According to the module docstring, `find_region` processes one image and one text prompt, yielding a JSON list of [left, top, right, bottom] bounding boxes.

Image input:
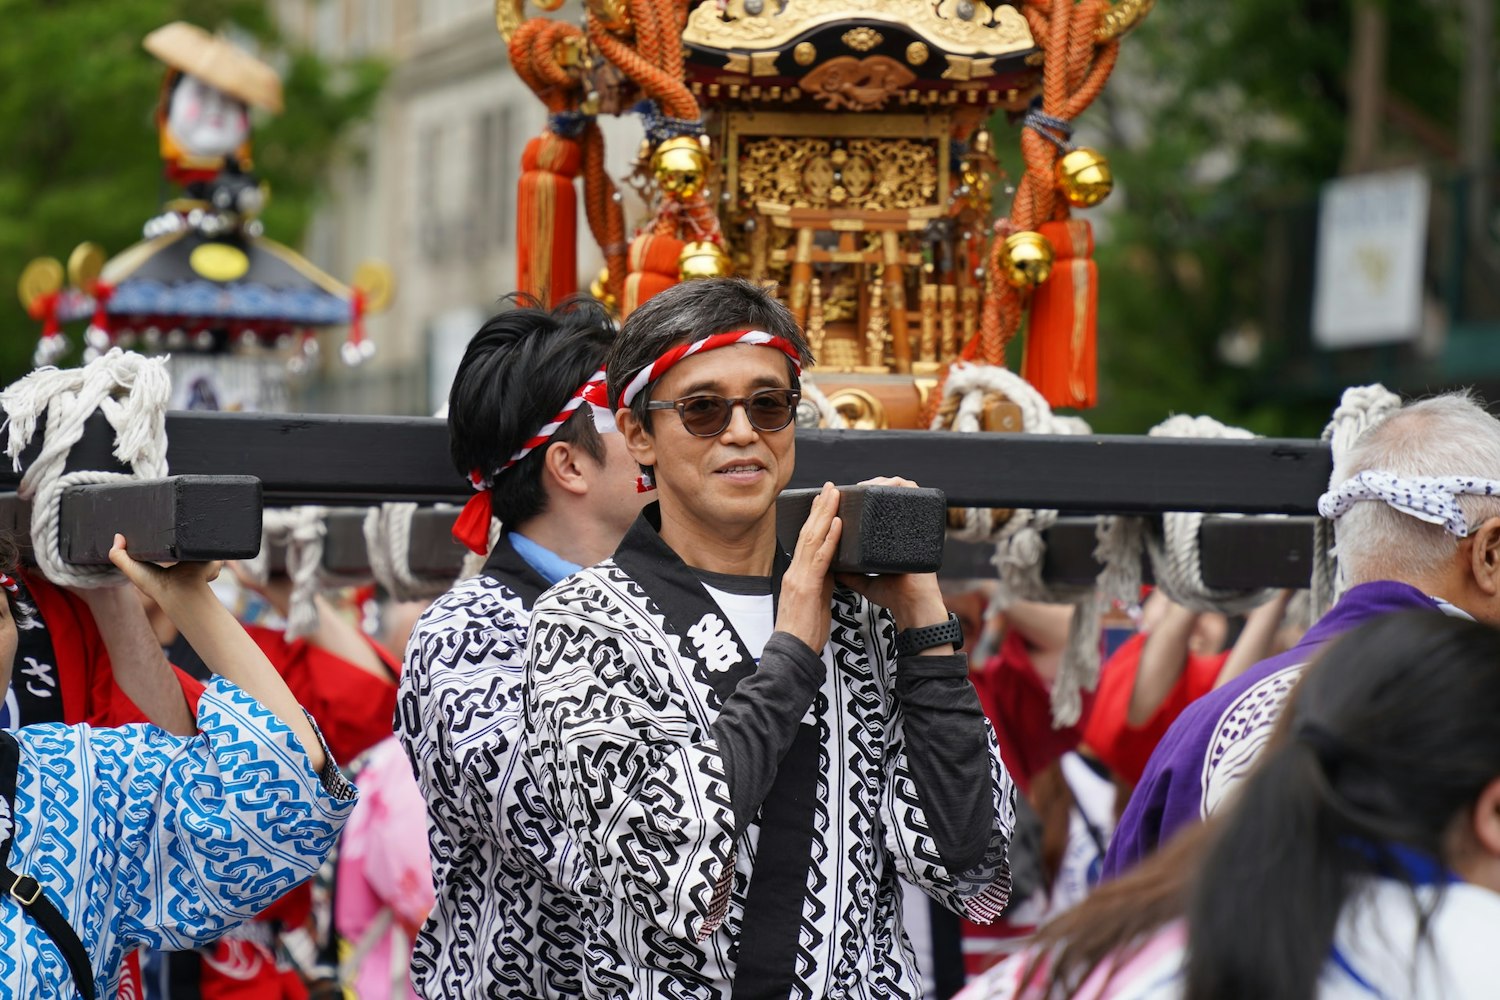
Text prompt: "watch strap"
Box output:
[[894, 612, 964, 657]]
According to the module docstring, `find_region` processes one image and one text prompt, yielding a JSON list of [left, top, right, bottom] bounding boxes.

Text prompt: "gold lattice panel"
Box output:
[[736, 136, 939, 212]]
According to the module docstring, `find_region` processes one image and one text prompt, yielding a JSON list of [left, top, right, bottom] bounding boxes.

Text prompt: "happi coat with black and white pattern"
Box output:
[[523, 509, 1018, 999], [396, 535, 588, 999]]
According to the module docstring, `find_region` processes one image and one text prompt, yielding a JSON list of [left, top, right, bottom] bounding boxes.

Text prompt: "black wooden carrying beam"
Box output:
[[275, 507, 468, 578], [0, 477, 263, 565], [943, 516, 1319, 589], [1, 410, 1336, 513]]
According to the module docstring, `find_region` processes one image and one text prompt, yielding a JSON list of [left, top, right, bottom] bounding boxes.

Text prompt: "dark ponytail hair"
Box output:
[[1183, 611, 1500, 999], [1022, 611, 1500, 999]]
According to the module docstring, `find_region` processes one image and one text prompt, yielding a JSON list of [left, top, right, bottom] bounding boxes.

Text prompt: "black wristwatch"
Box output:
[[894, 612, 964, 657]]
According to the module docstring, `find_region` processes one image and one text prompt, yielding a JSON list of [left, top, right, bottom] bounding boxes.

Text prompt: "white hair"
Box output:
[[1331, 393, 1500, 585]]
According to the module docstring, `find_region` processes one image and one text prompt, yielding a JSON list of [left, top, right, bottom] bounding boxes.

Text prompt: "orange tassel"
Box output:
[[517, 133, 583, 307], [621, 233, 684, 317], [1024, 219, 1098, 409]]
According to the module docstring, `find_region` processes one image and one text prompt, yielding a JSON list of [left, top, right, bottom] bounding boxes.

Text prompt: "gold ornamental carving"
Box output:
[[737, 136, 938, 212], [826, 387, 890, 430], [941, 54, 996, 80], [1097, 0, 1155, 41], [494, 0, 523, 41], [684, 0, 1035, 58], [842, 27, 884, 52], [794, 41, 817, 65], [799, 56, 916, 112], [905, 41, 930, 66]]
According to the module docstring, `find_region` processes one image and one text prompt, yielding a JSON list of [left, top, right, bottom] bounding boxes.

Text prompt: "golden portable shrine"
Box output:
[[16, 22, 391, 375], [499, 0, 1149, 429]]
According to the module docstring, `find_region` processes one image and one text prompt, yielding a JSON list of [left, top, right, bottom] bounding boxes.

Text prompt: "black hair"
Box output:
[[0, 532, 36, 629], [1022, 611, 1500, 999], [1181, 610, 1500, 1000], [448, 294, 616, 528], [603, 278, 811, 483]]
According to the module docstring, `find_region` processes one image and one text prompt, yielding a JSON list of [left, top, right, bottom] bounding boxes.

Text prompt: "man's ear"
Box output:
[[616, 408, 657, 470], [1471, 775, 1500, 858], [541, 440, 590, 498], [1468, 516, 1500, 596]]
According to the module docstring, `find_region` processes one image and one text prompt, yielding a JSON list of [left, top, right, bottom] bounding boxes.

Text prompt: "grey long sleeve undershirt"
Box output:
[[710, 636, 995, 873], [710, 631, 824, 835]]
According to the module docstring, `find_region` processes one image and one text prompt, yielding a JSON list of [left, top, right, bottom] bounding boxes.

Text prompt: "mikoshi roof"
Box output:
[[143, 21, 284, 113], [682, 0, 1038, 87], [57, 231, 353, 327]]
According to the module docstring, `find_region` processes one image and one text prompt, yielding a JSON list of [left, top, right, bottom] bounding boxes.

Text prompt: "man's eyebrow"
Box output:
[[676, 373, 790, 396]]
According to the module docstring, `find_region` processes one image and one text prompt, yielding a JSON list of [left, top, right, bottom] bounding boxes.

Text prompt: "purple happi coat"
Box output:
[[1101, 581, 1443, 878]]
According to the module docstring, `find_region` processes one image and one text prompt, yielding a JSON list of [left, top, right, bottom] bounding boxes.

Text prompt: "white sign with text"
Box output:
[[1312, 169, 1430, 348]]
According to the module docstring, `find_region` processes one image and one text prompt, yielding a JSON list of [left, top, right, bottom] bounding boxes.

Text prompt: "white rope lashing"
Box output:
[[1142, 414, 1277, 616], [1311, 384, 1403, 617], [364, 503, 459, 601], [796, 382, 849, 430], [456, 516, 502, 581], [1, 349, 171, 588], [240, 506, 328, 641], [934, 362, 1100, 728]]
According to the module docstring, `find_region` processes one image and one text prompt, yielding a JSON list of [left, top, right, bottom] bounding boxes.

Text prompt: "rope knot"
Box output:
[[548, 110, 592, 138], [634, 100, 705, 145], [1022, 97, 1074, 152]]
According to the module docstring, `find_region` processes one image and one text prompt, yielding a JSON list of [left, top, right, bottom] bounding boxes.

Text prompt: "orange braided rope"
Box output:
[[925, 0, 1119, 423], [587, 0, 723, 262], [582, 120, 628, 305], [982, 0, 1118, 364], [509, 17, 630, 306]]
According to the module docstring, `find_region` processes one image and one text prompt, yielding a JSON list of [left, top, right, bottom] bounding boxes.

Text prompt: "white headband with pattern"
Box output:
[[1317, 470, 1500, 537]]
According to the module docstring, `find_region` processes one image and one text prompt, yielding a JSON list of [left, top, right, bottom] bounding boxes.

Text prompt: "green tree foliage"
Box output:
[[0, 0, 385, 383], [1000, 0, 1483, 436]]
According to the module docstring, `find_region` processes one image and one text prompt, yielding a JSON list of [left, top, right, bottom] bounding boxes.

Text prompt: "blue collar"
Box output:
[[1345, 838, 1462, 887], [507, 532, 581, 586]]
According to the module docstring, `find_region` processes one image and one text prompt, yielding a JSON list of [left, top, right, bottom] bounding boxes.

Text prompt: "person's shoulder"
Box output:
[[1333, 880, 1500, 999], [532, 559, 622, 614], [414, 574, 532, 634]]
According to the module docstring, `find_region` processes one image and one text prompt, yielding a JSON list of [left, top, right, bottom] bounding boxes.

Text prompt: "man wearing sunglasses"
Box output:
[[523, 277, 1017, 998]]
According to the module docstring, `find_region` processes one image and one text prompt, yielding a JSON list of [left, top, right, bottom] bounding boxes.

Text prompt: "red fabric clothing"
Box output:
[[22, 571, 207, 726], [1081, 632, 1228, 786], [242, 624, 399, 766], [969, 629, 1092, 795]]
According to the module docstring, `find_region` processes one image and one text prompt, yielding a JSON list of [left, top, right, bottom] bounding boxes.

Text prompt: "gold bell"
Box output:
[[1000, 231, 1054, 289], [678, 241, 732, 281], [589, 267, 617, 310], [651, 136, 709, 200], [1055, 147, 1113, 208]]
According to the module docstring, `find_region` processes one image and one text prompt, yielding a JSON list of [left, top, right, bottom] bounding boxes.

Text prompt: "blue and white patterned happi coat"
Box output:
[[1, 677, 357, 998]]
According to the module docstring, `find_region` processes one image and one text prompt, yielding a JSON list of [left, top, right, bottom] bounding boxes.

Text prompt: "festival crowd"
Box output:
[[4, 278, 1498, 1000]]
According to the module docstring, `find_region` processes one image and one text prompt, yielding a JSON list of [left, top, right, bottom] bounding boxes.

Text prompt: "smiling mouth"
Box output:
[[716, 464, 766, 479]]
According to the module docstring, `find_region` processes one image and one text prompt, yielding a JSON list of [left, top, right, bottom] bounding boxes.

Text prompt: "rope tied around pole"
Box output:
[[1145, 415, 1278, 615], [364, 503, 461, 602], [934, 362, 1100, 727], [240, 507, 328, 642], [1, 349, 171, 588]]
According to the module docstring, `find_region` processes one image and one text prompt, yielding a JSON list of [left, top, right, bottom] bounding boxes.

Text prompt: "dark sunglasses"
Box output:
[[646, 387, 802, 438]]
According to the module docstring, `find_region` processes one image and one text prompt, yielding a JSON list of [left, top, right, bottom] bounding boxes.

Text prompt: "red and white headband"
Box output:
[[618, 330, 803, 409], [0, 572, 17, 596], [452, 367, 616, 555], [467, 367, 615, 492]]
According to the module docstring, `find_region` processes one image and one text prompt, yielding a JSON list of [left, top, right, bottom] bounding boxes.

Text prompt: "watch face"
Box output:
[[167, 73, 249, 158]]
